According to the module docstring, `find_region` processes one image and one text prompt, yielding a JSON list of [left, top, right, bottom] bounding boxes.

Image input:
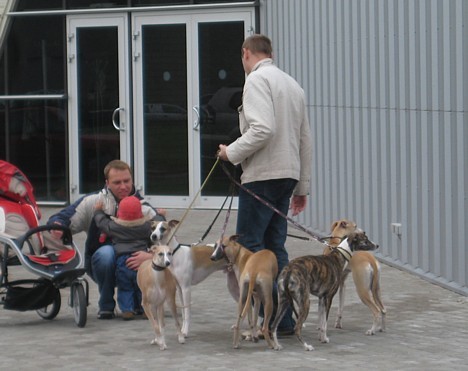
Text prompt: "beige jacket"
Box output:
[[226, 58, 312, 195]]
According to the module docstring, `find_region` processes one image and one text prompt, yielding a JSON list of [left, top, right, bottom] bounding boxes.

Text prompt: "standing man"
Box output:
[[48, 160, 165, 319], [218, 34, 312, 335]]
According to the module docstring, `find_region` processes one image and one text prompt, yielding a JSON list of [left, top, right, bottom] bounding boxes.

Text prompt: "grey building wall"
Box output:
[[259, 0, 467, 295]]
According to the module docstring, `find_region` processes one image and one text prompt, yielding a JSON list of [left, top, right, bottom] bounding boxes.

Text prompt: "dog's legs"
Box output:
[[233, 283, 249, 349], [143, 302, 164, 348], [353, 268, 385, 335], [317, 297, 330, 344], [372, 272, 386, 333], [251, 293, 261, 343], [260, 282, 276, 349], [334, 280, 346, 329], [168, 289, 185, 344], [270, 289, 290, 351], [294, 293, 314, 351], [178, 284, 191, 337], [155, 304, 167, 350]]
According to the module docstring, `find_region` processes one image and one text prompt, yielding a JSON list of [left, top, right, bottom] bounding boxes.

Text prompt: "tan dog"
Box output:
[[137, 244, 185, 350], [150, 220, 239, 337], [210, 235, 278, 349], [324, 219, 386, 335]]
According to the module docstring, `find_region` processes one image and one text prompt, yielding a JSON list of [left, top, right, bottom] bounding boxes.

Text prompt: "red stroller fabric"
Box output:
[[0, 160, 41, 220]]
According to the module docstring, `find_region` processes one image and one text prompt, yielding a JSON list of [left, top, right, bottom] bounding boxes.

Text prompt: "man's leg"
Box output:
[[236, 181, 274, 252], [90, 244, 116, 318], [236, 179, 296, 333], [263, 178, 298, 333]]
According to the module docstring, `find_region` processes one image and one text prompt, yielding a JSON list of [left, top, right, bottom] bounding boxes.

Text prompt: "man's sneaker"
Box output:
[[121, 311, 135, 321], [98, 311, 115, 320]]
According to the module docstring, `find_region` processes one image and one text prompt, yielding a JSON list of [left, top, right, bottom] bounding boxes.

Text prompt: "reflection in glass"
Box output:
[[198, 21, 244, 196], [76, 27, 120, 193], [142, 24, 188, 195], [0, 99, 67, 201]]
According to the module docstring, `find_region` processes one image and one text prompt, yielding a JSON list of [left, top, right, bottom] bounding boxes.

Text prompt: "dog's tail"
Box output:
[[370, 260, 386, 314], [281, 269, 300, 319], [240, 273, 257, 318]]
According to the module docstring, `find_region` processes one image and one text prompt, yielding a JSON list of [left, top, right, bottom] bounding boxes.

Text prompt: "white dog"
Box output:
[[150, 220, 239, 337]]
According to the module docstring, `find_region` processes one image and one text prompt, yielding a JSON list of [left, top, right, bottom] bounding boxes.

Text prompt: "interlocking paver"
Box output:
[[1, 208, 467, 370]]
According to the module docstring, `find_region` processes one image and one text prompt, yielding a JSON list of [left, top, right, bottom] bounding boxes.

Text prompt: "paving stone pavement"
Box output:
[[1, 208, 467, 371]]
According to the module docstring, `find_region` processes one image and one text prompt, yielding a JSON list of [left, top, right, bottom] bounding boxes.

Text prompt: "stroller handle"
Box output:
[[17, 224, 73, 249]]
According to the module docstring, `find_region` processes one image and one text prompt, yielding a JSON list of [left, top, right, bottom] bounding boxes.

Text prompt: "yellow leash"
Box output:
[[167, 157, 220, 245]]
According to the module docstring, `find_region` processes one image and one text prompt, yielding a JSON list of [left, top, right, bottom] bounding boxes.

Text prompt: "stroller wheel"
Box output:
[[36, 291, 61, 320], [72, 283, 87, 328]]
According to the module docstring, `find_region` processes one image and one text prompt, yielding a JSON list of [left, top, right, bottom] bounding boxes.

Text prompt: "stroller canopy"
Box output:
[[0, 160, 41, 220]]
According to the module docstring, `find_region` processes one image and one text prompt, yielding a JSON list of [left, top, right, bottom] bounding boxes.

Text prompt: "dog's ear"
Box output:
[[149, 245, 158, 253], [168, 220, 179, 228], [340, 220, 350, 229], [330, 221, 339, 232], [229, 234, 240, 242]]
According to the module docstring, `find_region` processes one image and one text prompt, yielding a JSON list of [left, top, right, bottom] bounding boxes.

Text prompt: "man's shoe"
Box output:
[[98, 311, 115, 320], [121, 311, 135, 321], [134, 310, 147, 319], [276, 328, 295, 337]]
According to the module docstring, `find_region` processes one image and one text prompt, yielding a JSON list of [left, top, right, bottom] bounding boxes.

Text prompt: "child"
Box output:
[[94, 195, 152, 320]]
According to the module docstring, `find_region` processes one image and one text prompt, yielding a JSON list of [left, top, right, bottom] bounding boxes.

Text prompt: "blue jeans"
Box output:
[[236, 178, 297, 331], [89, 245, 116, 313], [115, 254, 142, 313]]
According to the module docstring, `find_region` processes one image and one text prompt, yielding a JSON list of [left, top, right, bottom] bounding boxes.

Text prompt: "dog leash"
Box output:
[[197, 182, 235, 244], [166, 157, 220, 245], [219, 161, 324, 244]]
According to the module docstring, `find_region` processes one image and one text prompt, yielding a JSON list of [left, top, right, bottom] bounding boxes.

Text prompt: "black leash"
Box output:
[[219, 161, 324, 244], [197, 183, 235, 244]]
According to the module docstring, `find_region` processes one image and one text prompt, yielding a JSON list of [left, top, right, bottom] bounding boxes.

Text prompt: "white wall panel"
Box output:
[[259, 0, 467, 295]]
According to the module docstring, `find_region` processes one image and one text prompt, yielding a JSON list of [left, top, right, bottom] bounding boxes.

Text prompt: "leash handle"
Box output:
[[219, 161, 323, 243]]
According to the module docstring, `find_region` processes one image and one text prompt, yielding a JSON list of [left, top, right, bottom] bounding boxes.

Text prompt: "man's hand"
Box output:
[[217, 144, 229, 161], [126, 250, 152, 271], [94, 199, 104, 211], [290, 195, 307, 216], [50, 222, 64, 239]]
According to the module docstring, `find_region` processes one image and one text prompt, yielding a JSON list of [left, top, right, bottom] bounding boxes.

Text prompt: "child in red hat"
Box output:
[[94, 195, 152, 320]]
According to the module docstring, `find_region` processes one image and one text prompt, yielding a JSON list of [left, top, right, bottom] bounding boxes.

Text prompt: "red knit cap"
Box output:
[[116, 196, 143, 221]]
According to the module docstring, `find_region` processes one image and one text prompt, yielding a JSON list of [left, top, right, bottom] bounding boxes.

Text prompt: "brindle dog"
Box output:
[[270, 230, 378, 351]]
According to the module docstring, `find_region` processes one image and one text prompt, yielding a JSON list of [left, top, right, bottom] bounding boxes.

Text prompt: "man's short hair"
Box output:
[[242, 34, 273, 57], [103, 160, 132, 180]]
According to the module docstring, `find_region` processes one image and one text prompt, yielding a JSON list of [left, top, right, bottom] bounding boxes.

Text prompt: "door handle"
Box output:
[[112, 107, 125, 131], [192, 106, 200, 131]]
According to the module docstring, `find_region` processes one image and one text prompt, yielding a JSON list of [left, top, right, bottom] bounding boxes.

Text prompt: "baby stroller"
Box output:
[[0, 160, 89, 327]]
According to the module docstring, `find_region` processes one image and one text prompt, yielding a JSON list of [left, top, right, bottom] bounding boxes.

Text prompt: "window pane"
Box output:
[[16, 0, 63, 11], [142, 24, 188, 195], [6, 16, 64, 95], [0, 100, 67, 201]]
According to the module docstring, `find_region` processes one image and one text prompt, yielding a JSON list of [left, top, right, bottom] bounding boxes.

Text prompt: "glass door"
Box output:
[[133, 9, 253, 208], [67, 14, 131, 202]]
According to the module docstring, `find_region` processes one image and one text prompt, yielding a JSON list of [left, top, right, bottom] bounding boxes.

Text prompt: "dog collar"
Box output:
[[152, 262, 166, 271], [173, 244, 182, 255], [336, 246, 352, 262], [335, 238, 353, 262]]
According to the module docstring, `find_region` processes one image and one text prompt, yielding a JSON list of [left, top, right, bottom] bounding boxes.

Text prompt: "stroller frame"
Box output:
[[0, 222, 89, 327]]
